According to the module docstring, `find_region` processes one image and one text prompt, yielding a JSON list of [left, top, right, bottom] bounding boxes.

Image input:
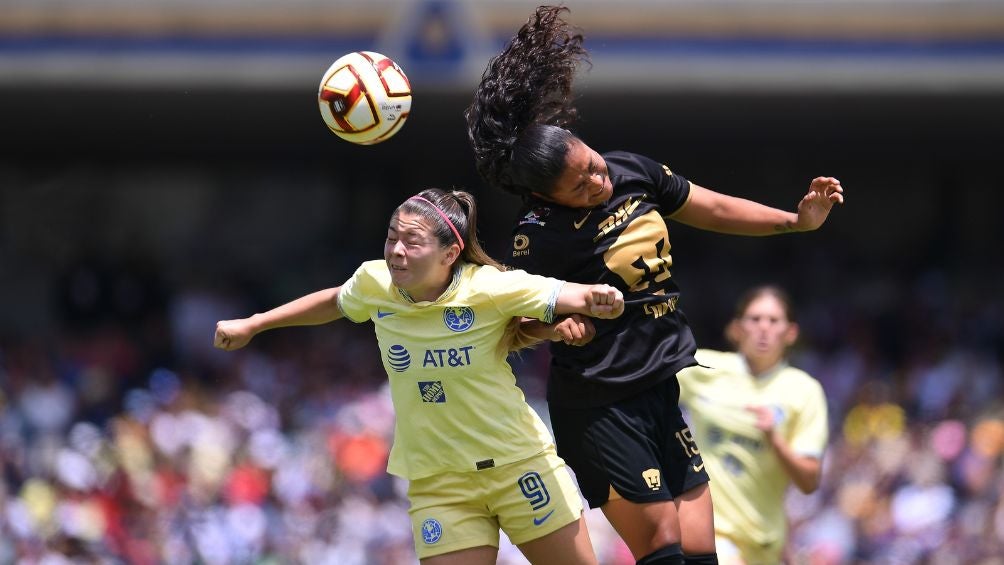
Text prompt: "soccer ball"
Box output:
[[317, 51, 412, 145]]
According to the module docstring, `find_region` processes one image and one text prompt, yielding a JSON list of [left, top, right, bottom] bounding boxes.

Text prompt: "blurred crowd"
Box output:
[[1, 260, 1003, 565]]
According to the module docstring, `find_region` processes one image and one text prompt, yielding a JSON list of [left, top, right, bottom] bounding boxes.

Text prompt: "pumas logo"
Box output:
[[418, 381, 446, 403], [421, 518, 443, 544], [443, 307, 475, 332], [386, 344, 411, 372], [642, 468, 662, 491]]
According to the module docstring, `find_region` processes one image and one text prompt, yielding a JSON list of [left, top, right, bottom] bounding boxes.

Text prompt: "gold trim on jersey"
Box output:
[[593, 194, 646, 243], [602, 210, 674, 293], [643, 296, 679, 319]]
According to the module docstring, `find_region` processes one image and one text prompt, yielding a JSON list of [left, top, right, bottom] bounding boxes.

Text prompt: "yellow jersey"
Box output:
[[679, 349, 828, 564], [338, 260, 562, 480]]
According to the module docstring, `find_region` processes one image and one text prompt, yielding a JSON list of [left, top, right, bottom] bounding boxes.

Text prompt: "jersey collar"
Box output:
[[740, 355, 790, 383], [397, 263, 465, 304]]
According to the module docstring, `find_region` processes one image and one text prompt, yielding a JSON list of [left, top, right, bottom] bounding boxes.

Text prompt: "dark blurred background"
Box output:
[[2, 1, 1004, 563]]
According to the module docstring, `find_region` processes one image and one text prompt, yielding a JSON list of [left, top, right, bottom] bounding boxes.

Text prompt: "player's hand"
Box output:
[[586, 284, 624, 319], [552, 314, 596, 346], [214, 318, 256, 351], [794, 176, 843, 231], [746, 404, 780, 434]]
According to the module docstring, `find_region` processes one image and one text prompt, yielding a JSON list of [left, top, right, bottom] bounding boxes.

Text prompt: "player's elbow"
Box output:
[[795, 475, 821, 494], [792, 458, 823, 494]]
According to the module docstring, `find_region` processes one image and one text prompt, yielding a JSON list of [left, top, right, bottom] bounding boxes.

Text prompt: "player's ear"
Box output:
[[783, 322, 800, 347], [725, 319, 741, 347], [442, 243, 462, 266]]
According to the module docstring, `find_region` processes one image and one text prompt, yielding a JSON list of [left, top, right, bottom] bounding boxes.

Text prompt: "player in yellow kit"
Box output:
[[214, 188, 624, 564], [679, 286, 828, 565]]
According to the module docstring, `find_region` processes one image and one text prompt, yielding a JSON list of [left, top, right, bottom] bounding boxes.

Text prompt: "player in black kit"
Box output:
[[465, 6, 844, 565]]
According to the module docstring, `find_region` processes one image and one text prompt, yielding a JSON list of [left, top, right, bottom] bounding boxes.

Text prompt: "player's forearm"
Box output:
[[556, 283, 589, 315], [786, 457, 822, 494], [250, 287, 343, 333], [718, 198, 801, 235], [673, 184, 801, 236], [692, 196, 798, 235], [555, 282, 622, 318], [518, 318, 557, 343], [769, 433, 822, 493]]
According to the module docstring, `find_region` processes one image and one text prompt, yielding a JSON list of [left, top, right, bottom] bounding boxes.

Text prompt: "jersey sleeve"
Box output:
[[477, 266, 563, 324], [788, 378, 829, 459], [336, 262, 376, 323], [607, 151, 692, 215], [646, 155, 691, 215]]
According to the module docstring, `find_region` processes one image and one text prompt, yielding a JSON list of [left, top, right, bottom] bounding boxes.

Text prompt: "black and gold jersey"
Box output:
[[508, 151, 699, 408]]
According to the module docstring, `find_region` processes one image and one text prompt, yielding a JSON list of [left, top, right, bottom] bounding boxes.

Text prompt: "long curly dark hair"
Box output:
[[465, 5, 590, 199]]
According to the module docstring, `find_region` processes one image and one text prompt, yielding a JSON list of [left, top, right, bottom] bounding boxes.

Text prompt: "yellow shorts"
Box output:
[[407, 448, 583, 559]]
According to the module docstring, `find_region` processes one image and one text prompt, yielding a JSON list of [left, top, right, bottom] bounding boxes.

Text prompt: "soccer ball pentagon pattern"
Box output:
[[317, 51, 412, 145]]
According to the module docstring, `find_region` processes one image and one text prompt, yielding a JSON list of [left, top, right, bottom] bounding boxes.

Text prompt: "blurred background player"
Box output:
[[466, 6, 843, 565], [214, 188, 626, 565], [679, 286, 828, 565]]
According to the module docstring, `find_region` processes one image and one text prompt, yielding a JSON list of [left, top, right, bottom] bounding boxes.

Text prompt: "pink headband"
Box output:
[[408, 195, 465, 250]]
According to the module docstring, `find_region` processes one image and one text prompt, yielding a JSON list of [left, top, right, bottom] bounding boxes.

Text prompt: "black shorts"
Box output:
[[550, 376, 710, 509]]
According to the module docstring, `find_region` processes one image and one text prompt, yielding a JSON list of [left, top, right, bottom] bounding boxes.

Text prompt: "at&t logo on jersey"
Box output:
[[423, 346, 474, 368], [421, 518, 443, 544], [386, 345, 411, 372], [418, 381, 446, 403], [443, 307, 475, 332]]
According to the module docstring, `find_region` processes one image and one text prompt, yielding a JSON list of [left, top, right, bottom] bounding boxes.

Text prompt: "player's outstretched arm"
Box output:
[[671, 177, 844, 235], [214, 287, 344, 351], [555, 283, 625, 319]]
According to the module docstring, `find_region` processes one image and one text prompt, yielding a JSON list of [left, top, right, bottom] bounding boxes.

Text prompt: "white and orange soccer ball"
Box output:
[[317, 51, 412, 145]]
